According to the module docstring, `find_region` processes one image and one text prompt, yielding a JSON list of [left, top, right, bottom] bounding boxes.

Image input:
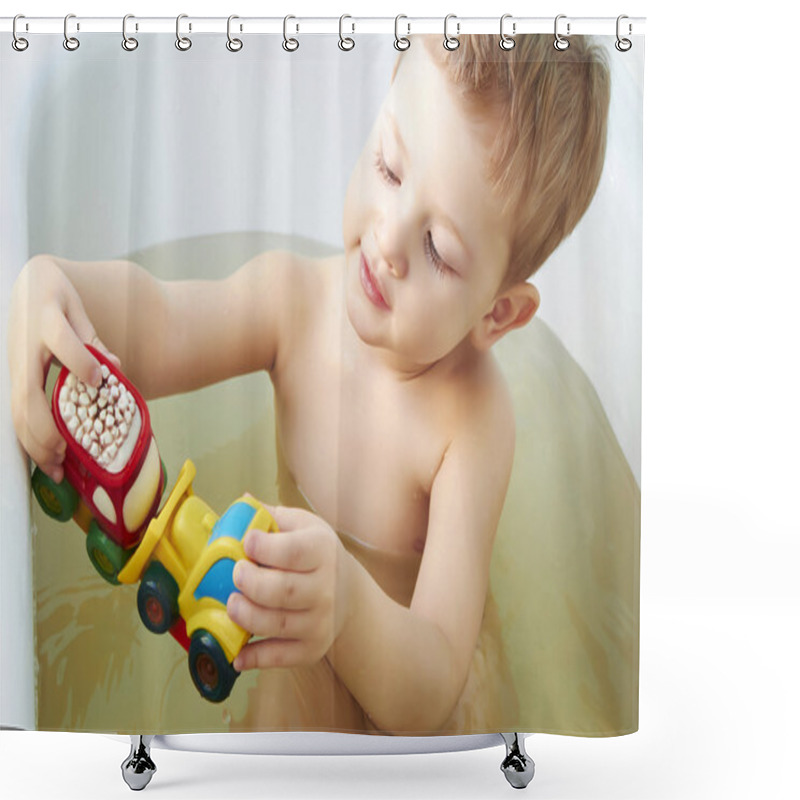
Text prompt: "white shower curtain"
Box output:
[[1, 22, 643, 738]]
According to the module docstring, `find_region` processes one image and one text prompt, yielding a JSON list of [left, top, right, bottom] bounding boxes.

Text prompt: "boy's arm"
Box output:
[[50, 250, 295, 397], [327, 390, 516, 733], [8, 250, 294, 479]]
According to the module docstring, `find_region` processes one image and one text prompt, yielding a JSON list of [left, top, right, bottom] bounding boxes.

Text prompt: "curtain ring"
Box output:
[[227, 15, 243, 52], [63, 13, 80, 51], [499, 14, 515, 50], [394, 15, 410, 51], [554, 14, 570, 51], [338, 15, 355, 51], [283, 15, 299, 52], [12, 15, 29, 52], [443, 14, 460, 51], [122, 14, 139, 51], [615, 15, 632, 52], [176, 14, 192, 51]]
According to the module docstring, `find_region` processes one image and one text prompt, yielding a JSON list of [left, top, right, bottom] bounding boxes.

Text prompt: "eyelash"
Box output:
[[373, 147, 452, 277]]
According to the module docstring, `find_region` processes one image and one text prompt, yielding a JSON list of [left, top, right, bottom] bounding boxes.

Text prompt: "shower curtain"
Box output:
[[1, 21, 643, 738]]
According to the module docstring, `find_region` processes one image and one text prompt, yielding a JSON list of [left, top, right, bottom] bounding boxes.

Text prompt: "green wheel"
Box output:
[[160, 459, 168, 499], [188, 630, 239, 703], [31, 467, 78, 522], [86, 520, 129, 585], [137, 561, 179, 634]]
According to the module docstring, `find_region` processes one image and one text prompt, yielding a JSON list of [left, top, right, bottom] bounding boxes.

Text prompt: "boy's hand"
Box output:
[[227, 504, 355, 671], [8, 256, 119, 483]]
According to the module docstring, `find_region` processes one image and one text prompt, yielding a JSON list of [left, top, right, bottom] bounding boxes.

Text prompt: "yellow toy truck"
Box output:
[[117, 459, 278, 703]]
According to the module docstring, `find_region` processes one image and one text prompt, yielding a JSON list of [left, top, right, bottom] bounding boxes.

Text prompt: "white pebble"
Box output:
[[108, 375, 118, 386], [78, 392, 90, 406], [69, 389, 78, 404], [101, 365, 110, 379], [93, 419, 103, 435], [65, 401, 76, 419], [110, 385, 120, 401], [119, 422, 128, 438], [100, 431, 113, 446], [67, 416, 79, 434], [81, 433, 92, 449], [105, 444, 117, 461], [77, 406, 87, 422], [89, 442, 100, 458], [87, 386, 98, 401]]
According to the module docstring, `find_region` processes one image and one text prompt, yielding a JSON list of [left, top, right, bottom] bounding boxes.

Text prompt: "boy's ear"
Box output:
[[471, 282, 540, 351]]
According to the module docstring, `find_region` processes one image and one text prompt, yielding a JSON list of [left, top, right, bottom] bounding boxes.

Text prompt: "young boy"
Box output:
[[8, 35, 610, 733]]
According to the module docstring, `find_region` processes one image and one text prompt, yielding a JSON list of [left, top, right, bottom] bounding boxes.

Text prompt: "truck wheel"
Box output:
[[86, 520, 129, 585], [188, 630, 239, 703], [137, 562, 180, 634], [31, 467, 78, 522]]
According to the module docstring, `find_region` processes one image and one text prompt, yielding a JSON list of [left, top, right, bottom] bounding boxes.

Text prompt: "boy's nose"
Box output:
[[375, 221, 409, 279]]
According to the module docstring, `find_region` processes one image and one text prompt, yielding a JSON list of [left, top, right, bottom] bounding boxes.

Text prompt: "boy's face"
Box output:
[[343, 40, 513, 370]]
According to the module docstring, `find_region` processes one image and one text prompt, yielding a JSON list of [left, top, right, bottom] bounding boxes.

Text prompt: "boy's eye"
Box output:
[[425, 232, 454, 278], [374, 148, 400, 186]]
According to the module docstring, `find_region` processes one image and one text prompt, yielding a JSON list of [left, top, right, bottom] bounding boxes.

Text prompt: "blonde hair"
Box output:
[[421, 35, 611, 285]]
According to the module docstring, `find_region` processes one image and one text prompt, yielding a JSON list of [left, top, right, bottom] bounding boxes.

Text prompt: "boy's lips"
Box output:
[[359, 251, 390, 310]]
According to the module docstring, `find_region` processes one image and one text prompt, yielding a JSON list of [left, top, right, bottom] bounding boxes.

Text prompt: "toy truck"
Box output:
[[30, 346, 277, 702], [31, 345, 167, 584], [117, 459, 277, 702]]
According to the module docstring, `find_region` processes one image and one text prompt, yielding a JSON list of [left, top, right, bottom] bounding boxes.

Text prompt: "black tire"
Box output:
[[137, 561, 180, 634], [188, 629, 239, 703]]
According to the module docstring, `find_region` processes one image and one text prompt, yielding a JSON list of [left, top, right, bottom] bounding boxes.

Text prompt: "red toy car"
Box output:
[[31, 345, 167, 584]]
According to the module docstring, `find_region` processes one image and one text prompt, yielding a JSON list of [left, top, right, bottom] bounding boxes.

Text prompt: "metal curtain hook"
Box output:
[[499, 14, 515, 50], [554, 14, 570, 51], [176, 14, 192, 51], [122, 14, 138, 51], [12, 14, 29, 51], [394, 15, 410, 51], [615, 14, 632, 52], [227, 15, 243, 52], [443, 14, 460, 51], [339, 14, 355, 51], [63, 13, 80, 51], [283, 15, 299, 52]]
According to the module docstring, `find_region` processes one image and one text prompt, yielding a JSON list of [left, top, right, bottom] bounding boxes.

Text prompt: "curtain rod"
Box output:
[[0, 16, 646, 37]]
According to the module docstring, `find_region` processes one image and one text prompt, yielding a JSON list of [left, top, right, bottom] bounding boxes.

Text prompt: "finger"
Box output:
[[44, 309, 103, 388], [233, 560, 316, 610], [64, 290, 121, 370], [258, 503, 320, 533], [243, 528, 320, 572], [12, 384, 66, 481], [233, 638, 315, 672], [227, 593, 315, 639]]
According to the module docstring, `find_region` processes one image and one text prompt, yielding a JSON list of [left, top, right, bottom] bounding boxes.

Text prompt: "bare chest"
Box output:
[[274, 353, 445, 554]]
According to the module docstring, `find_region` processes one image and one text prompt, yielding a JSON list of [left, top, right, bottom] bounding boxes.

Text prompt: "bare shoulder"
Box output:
[[437, 353, 516, 471]]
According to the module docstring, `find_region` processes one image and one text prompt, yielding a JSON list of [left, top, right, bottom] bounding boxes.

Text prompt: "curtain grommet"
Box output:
[[176, 14, 192, 51], [554, 14, 570, 51], [226, 15, 243, 52], [122, 14, 138, 52], [283, 15, 299, 52], [12, 14, 29, 51], [499, 14, 515, 50], [338, 14, 355, 51], [63, 13, 80, 51], [394, 15, 410, 51], [443, 14, 460, 51], [615, 15, 633, 52]]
